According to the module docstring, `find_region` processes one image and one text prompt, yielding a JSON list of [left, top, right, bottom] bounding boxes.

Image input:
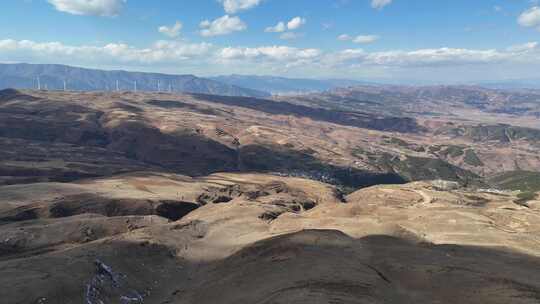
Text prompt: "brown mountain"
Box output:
[[1, 88, 540, 303]]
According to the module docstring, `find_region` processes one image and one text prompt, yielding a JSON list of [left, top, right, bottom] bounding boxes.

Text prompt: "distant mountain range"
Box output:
[[0, 63, 270, 98], [5, 63, 537, 99], [473, 79, 540, 90], [210, 75, 374, 95]]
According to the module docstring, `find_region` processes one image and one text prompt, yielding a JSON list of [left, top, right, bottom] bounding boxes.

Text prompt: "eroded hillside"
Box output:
[[1, 173, 540, 303], [1, 88, 540, 303], [3, 88, 539, 191]]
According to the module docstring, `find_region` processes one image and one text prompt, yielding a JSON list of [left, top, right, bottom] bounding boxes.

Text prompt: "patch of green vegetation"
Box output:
[[463, 149, 483, 167], [375, 154, 481, 186], [385, 137, 425, 153], [463, 194, 489, 207], [506, 127, 540, 142], [240, 144, 405, 190], [488, 171, 540, 192], [387, 137, 409, 147], [428, 145, 443, 153], [282, 142, 485, 189], [351, 146, 371, 159], [439, 145, 465, 158], [515, 191, 537, 206], [351, 147, 380, 162], [451, 124, 540, 143]]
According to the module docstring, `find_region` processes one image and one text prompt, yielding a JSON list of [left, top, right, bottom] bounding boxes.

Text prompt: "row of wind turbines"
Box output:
[[35, 77, 175, 93]]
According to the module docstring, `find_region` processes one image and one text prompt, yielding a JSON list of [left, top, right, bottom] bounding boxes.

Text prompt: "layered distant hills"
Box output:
[[210, 74, 373, 95], [475, 79, 540, 90], [0, 63, 270, 98]]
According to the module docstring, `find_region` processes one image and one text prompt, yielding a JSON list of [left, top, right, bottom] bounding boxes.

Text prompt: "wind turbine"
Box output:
[[64, 67, 68, 91], [37, 76, 41, 90], [116, 80, 119, 92], [134, 81, 137, 92], [157, 80, 161, 92]]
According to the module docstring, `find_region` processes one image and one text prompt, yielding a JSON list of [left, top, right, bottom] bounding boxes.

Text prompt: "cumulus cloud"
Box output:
[[265, 17, 305, 39], [361, 48, 509, 67], [217, 45, 321, 62], [287, 17, 306, 30], [158, 21, 183, 38], [200, 15, 247, 37], [338, 34, 379, 44], [47, 0, 126, 17], [518, 6, 540, 30], [338, 34, 352, 41], [219, 0, 262, 14], [215, 45, 539, 73], [353, 35, 379, 44], [265, 21, 286, 33], [371, 0, 392, 10], [2, 37, 540, 79], [507, 41, 538, 52], [280, 32, 303, 40], [0, 39, 212, 65]]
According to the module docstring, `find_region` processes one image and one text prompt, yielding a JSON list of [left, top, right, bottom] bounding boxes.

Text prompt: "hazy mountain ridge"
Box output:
[[0, 63, 270, 98], [277, 84, 540, 120], [474, 79, 540, 90], [210, 74, 374, 95]]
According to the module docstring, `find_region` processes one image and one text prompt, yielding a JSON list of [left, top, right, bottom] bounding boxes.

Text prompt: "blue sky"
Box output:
[[1, 0, 540, 82]]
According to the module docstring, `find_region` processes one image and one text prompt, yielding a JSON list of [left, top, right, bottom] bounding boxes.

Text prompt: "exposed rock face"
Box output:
[[85, 259, 144, 304], [1, 173, 539, 303], [431, 179, 461, 191]]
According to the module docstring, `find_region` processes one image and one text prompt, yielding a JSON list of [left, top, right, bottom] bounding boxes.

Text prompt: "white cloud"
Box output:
[[0, 39, 212, 65], [280, 32, 303, 40], [371, 0, 392, 10], [3, 37, 540, 81], [322, 22, 333, 30], [47, 0, 126, 17], [199, 15, 247, 37], [507, 41, 538, 52], [362, 48, 510, 67], [322, 45, 540, 69], [265, 17, 305, 37], [287, 17, 306, 30], [338, 34, 352, 41], [338, 34, 379, 44], [217, 45, 321, 62], [158, 21, 183, 38], [265, 21, 286, 33], [218, 0, 262, 14], [5, 38, 536, 69], [518, 6, 540, 30], [353, 35, 379, 44], [214, 45, 540, 75]]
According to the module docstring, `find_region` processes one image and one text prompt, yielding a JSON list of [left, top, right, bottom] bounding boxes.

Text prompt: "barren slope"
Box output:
[[0, 89, 488, 190], [1, 88, 540, 303], [1, 173, 539, 303]]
